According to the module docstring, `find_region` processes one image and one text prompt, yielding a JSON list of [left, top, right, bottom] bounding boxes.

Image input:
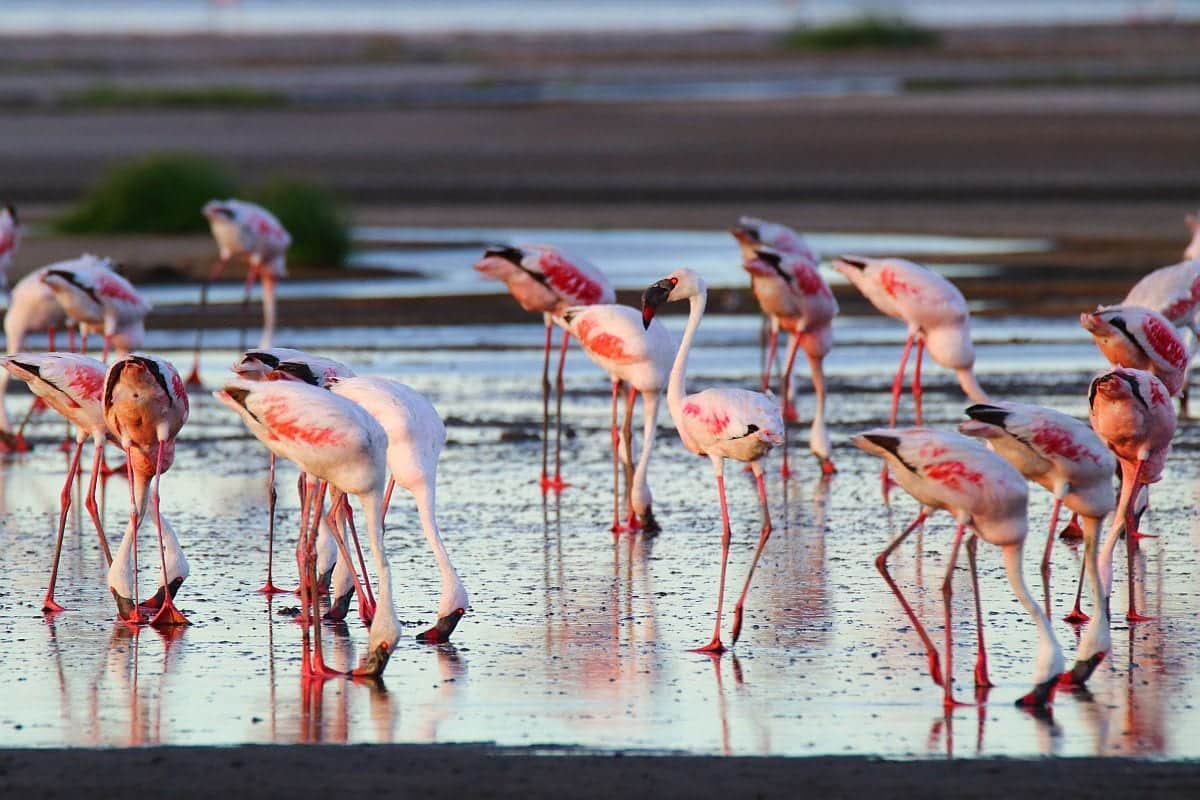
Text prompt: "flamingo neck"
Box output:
[[956, 367, 989, 404], [414, 480, 467, 615], [667, 291, 706, 430], [1099, 461, 1141, 596], [259, 276, 277, 349], [631, 390, 662, 514], [1001, 541, 1064, 684]]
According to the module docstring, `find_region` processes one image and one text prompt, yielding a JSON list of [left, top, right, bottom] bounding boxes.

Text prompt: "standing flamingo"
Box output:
[[0, 204, 20, 295], [1122, 258, 1200, 411], [328, 375, 469, 642], [641, 268, 784, 653], [0, 353, 113, 612], [474, 244, 615, 492], [1185, 211, 1200, 261], [216, 378, 396, 677], [189, 199, 291, 385], [852, 428, 1064, 708], [1, 268, 67, 450], [104, 354, 190, 626], [554, 303, 672, 533], [1088, 367, 1176, 623], [958, 400, 1116, 661], [1080, 305, 1188, 398], [739, 245, 837, 477], [41, 255, 150, 363]]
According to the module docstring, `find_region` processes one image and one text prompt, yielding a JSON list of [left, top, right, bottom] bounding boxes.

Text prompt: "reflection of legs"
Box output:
[[940, 523, 967, 708], [693, 460, 730, 654], [44, 437, 85, 613], [966, 535, 992, 687], [875, 510, 942, 685], [621, 385, 639, 529], [731, 463, 772, 646], [539, 321, 552, 487]]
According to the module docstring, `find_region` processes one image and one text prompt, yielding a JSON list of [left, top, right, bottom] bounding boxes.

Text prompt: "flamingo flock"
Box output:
[[1, 203, 1197, 713]]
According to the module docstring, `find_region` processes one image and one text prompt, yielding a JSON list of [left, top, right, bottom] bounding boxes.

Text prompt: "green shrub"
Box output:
[[782, 16, 939, 51], [55, 153, 236, 234], [63, 84, 287, 110], [250, 178, 350, 268]]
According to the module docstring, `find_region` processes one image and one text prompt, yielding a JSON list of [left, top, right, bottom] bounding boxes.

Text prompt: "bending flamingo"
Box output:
[[0, 353, 113, 612], [189, 199, 291, 385], [0, 204, 20, 296], [958, 401, 1115, 632], [216, 377, 396, 678], [1088, 367, 1176, 623], [853, 428, 1064, 708], [104, 354, 190, 626], [1122, 258, 1200, 411], [555, 302, 672, 533], [474, 244, 615, 492], [641, 268, 784, 653], [41, 255, 149, 363], [329, 375, 469, 642], [1, 267, 67, 450], [1080, 305, 1187, 397], [740, 245, 837, 477]]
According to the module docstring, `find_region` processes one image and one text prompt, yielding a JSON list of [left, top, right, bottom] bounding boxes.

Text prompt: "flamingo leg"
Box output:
[[101, 333, 112, 365], [538, 320, 552, 489], [882, 336, 915, 502], [807, 352, 835, 475], [238, 263, 257, 352], [552, 329, 570, 490], [67, 327, 76, 353], [44, 437, 85, 614], [1042, 496, 1063, 617], [304, 480, 339, 679], [339, 495, 376, 616], [875, 510, 943, 685], [47, 326, 56, 352], [730, 463, 773, 646], [621, 385, 640, 530], [940, 522, 968, 708], [780, 334, 801, 479], [1063, 559, 1090, 624], [150, 441, 189, 626], [258, 272, 277, 350], [965, 534, 992, 688], [692, 462, 730, 654], [257, 453, 287, 595], [322, 489, 374, 623], [911, 339, 925, 426], [762, 325, 778, 392], [187, 257, 227, 387], [609, 378, 622, 534], [84, 434, 112, 565]]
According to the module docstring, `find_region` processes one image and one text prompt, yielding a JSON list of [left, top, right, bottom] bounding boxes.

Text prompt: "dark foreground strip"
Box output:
[[1, 747, 1198, 799]]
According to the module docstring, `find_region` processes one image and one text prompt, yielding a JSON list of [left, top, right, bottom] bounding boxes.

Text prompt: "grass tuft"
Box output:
[[782, 16, 940, 51]]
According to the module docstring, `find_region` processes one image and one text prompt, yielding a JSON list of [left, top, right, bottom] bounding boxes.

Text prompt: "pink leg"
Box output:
[[966, 535, 992, 688], [911, 339, 925, 426], [621, 385, 641, 530], [538, 322, 552, 490], [609, 378, 623, 534], [1063, 560, 1089, 624], [44, 437, 85, 614], [340, 496, 376, 614], [47, 326, 56, 352], [551, 329, 570, 490], [150, 441, 188, 626], [1041, 497, 1063, 617], [692, 469, 731, 654], [883, 336, 915, 501], [322, 491, 374, 622], [188, 258, 227, 387], [67, 327, 76, 353], [257, 453, 287, 595], [940, 522, 968, 708], [875, 511, 943, 685], [762, 326, 778, 392], [101, 333, 112, 365], [731, 465, 773, 645], [79, 330, 88, 357], [780, 334, 801, 479], [84, 436, 112, 566]]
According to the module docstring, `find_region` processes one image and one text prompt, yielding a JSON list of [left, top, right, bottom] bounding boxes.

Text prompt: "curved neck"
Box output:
[[632, 390, 662, 511], [1077, 513, 1111, 660], [956, 368, 989, 404], [414, 480, 465, 614], [667, 291, 706, 429], [1001, 542, 1062, 683]]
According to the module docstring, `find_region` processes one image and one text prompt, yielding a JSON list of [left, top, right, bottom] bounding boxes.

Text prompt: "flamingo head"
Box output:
[[742, 246, 790, 282], [202, 200, 237, 223], [473, 245, 524, 279], [1087, 367, 1144, 409], [831, 255, 870, 280], [641, 268, 703, 328], [415, 608, 467, 644], [232, 350, 281, 378], [2, 204, 17, 225]]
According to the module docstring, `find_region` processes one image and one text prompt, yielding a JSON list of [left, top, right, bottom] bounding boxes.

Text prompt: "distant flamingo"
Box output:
[[641, 268, 784, 653], [1080, 305, 1188, 397], [1122, 258, 1200, 410], [474, 244, 615, 492], [1088, 367, 1176, 623], [189, 199, 291, 385], [958, 401, 1115, 638], [0, 353, 113, 613], [555, 303, 672, 533], [731, 216, 815, 261], [1, 267, 68, 450], [1185, 211, 1200, 261], [104, 354, 190, 627], [41, 255, 150, 363], [852, 427, 1064, 708], [0, 204, 20, 295], [216, 378, 397, 678], [329, 375, 469, 642], [833, 256, 988, 499], [739, 245, 837, 477]]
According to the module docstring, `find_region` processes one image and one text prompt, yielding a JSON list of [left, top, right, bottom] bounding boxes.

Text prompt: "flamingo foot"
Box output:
[[185, 364, 204, 389], [974, 657, 993, 688], [782, 403, 800, 423], [42, 597, 66, 615], [927, 651, 944, 687], [416, 609, 466, 643], [1058, 652, 1106, 688], [689, 637, 726, 654], [309, 655, 342, 680], [1058, 520, 1084, 541], [256, 581, 291, 595], [539, 473, 570, 493], [150, 596, 190, 627], [624, 511, 644, 531], [1063, 607, 1090, 624], [943, 695, 972, 710], [1126, 610, 1155, 623], [1129, 530, 1156, 542], [351, 643, 392, 677], [819, 458, 837, 476], [1015, 677, 1058, 708]]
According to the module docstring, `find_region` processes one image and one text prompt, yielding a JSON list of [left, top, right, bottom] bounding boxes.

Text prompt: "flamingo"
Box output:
[[104, 354, 190, 626], [731, 216, 815, 260], [554, 303, 672, 533], [1, 267, 68, 450], [328, 375, 469, 642], [0, 204, 20, 296], [641, 268, 784, 653], [1185, 211, 1200, 261], [189, 199, 291, 385], [0, 353, 113, 613], [1080, 305, 1188, 397], [1088, 367, 1176, 623], [474, 244, 615, 492], [1122, 258, 1200, 411], [833, 255, 988, 500], [852, 427, 1064, 708], [215, 377, 397, 678], [40, 255, 150, 363], [739, 245, 837, 477], [958, 401, 1116, 648]]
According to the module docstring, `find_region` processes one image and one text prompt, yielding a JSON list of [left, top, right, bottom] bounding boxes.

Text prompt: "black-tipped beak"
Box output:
[[483, 245, 524, 266], [351, 642, 392, 678], [416, 608, 466, 644], [730, 224, 757, 244], [1015, 675, 1058, 708], [641, 280, 673, 329], [837, 255, 867, 269], [1058, 651, 1105, 688]]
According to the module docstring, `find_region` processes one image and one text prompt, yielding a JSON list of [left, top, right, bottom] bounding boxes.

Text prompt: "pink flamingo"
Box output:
[[474, 244, 615, 492], [216, 377, 397, 678], [739, 245, 837, 477], [555, 303, 672, 533], [41, 255, 149, 363], [0, 204, 20, 295], [958, 400, 1116, 657], [1080, 305, 1188, 397], [1088, 367, 1176, 623], [1122, 258, 1200, 411], [329, 375, 469, 642], [852, 427, 1064, 708], [104, 354, 190, 626], [0, 353, 113, 612], [1, 267, 68, 451], [1185, 211, 1200, 261], [189, 199, 291, 385], [731, 216, 814, 260], [641, 268, 784, 653]]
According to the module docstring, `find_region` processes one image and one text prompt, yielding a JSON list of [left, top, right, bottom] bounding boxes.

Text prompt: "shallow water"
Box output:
[[2, 308, 1198, 758]]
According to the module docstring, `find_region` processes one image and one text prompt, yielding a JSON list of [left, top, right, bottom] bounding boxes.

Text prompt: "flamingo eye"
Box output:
[[669, 277, 678, 286]]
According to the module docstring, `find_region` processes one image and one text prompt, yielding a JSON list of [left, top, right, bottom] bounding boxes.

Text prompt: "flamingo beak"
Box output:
[[1014, 675, 1059, 708], [641, 281, 672, 329], [1057, 651, 1106, 688], [415, 608, 466, 643], [351, 641, 392, 677]]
